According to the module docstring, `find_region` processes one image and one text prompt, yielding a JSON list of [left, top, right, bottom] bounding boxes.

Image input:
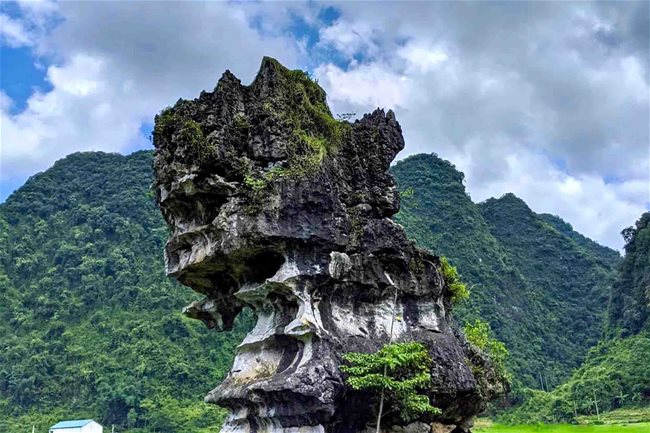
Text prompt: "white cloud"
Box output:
[[48, 55, 103, 97], [397, 43, 449, 74], [0, 91, 12, 112], [0, 0, 59, 48], [315, 63, 410, 109], [319, 19, 378, 58], [0, 13, 33, 47], [2, 53, 144, 174], [16, 0, 58, 15]]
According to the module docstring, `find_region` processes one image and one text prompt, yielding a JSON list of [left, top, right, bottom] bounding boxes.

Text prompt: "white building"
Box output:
[[49, 420, 103, 433]]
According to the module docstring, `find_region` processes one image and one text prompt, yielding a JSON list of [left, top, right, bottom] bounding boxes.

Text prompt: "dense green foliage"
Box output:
[[391, 154, 620, 390], [498, 333, 650, 424], [499, 213, 650, 424], [464, 320, 510, 383], [0, 151, 250, 432], [342, 342, 440, 422], [475, 421, 650, 433], [0, 150, 632, 431], [440, 256, 470, 303], [536, 214, 621, 268], [607, 213, 650, 337], [479, 194, 617, 378]]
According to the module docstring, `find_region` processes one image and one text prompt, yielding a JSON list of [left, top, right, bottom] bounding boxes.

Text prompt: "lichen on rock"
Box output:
[[153, 57, 506, 433]]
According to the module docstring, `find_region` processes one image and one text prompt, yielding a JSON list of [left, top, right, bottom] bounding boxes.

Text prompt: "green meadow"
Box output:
[[475, 423, 650, 433]]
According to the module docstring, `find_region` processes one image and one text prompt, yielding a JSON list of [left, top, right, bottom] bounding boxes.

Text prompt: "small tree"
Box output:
[[342, 341, 440, 431]]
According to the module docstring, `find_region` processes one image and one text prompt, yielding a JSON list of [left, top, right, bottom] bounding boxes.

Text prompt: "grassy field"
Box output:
[[575, 408, 650, 425], [474, 422, 650, 433]]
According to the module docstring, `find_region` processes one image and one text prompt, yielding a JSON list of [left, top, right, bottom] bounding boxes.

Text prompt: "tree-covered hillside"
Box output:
[[479, 194, 616, 383], [500, 213, 650, 423], [0, 150, 624, 431], [0, 151, 250, 433], [537, 213, 621, 269], [607, 212, 650, 337], [391, 154, 620, 390]]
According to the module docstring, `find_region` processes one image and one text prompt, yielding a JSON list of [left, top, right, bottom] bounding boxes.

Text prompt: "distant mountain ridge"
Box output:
[[537, 213, 621, 267], [0, 150, 621, 430], [391, 153, 620, 390]]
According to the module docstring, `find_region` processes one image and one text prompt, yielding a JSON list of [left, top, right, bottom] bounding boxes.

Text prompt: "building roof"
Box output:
[[50, 420, 94, 429]]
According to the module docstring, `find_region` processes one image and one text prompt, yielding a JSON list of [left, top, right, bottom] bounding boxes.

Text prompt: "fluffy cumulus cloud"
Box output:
[[2, 53, 149, 177], [312, 1, 649, 249], [1, 0, 648, 249], [318, 19, 379, 58], [0, 13, 33, 47]]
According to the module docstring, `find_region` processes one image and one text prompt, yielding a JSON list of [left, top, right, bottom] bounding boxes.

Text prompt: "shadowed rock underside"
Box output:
[[153, 57, 505, 433]]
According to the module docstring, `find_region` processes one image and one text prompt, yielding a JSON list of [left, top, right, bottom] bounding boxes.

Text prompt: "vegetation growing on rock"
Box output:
[[440, 256, 470, 303], [464, 320, 510, 383]]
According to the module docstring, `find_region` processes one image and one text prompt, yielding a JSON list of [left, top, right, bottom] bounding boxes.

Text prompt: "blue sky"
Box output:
[[2, 46, 50, 114], [1, 0, 648, 249]]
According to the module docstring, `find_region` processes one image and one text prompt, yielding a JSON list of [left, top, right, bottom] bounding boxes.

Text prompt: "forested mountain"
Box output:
[[0, 151, 250, 433], [500, 212, 650, 423], [607, 212, 650, 337], [0, 150, 623, 431], [537, 213, 621, 269], [391, 154, 620, 390]]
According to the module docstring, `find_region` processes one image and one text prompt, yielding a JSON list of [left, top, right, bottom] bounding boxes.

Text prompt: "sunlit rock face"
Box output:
[[153, 57, 504, 433]]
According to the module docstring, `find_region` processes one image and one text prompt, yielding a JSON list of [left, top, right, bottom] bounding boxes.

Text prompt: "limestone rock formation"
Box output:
[[153, 57, 505, 433]]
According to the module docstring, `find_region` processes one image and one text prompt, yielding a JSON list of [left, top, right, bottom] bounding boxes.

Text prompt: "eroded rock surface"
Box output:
[[153, 57, 505, 433]]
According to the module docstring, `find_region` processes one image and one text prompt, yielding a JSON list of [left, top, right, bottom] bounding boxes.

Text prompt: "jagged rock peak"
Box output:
[[152, 57, 505, 433]]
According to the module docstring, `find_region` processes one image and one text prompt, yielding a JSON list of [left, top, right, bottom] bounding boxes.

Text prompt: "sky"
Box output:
[[0, 0, 648, 250]]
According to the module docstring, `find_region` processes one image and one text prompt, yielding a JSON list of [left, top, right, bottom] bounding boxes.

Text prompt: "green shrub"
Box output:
[[464, 319, 511, 383], [400, 187, 415, 198], [440, 256, 470, 303]]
